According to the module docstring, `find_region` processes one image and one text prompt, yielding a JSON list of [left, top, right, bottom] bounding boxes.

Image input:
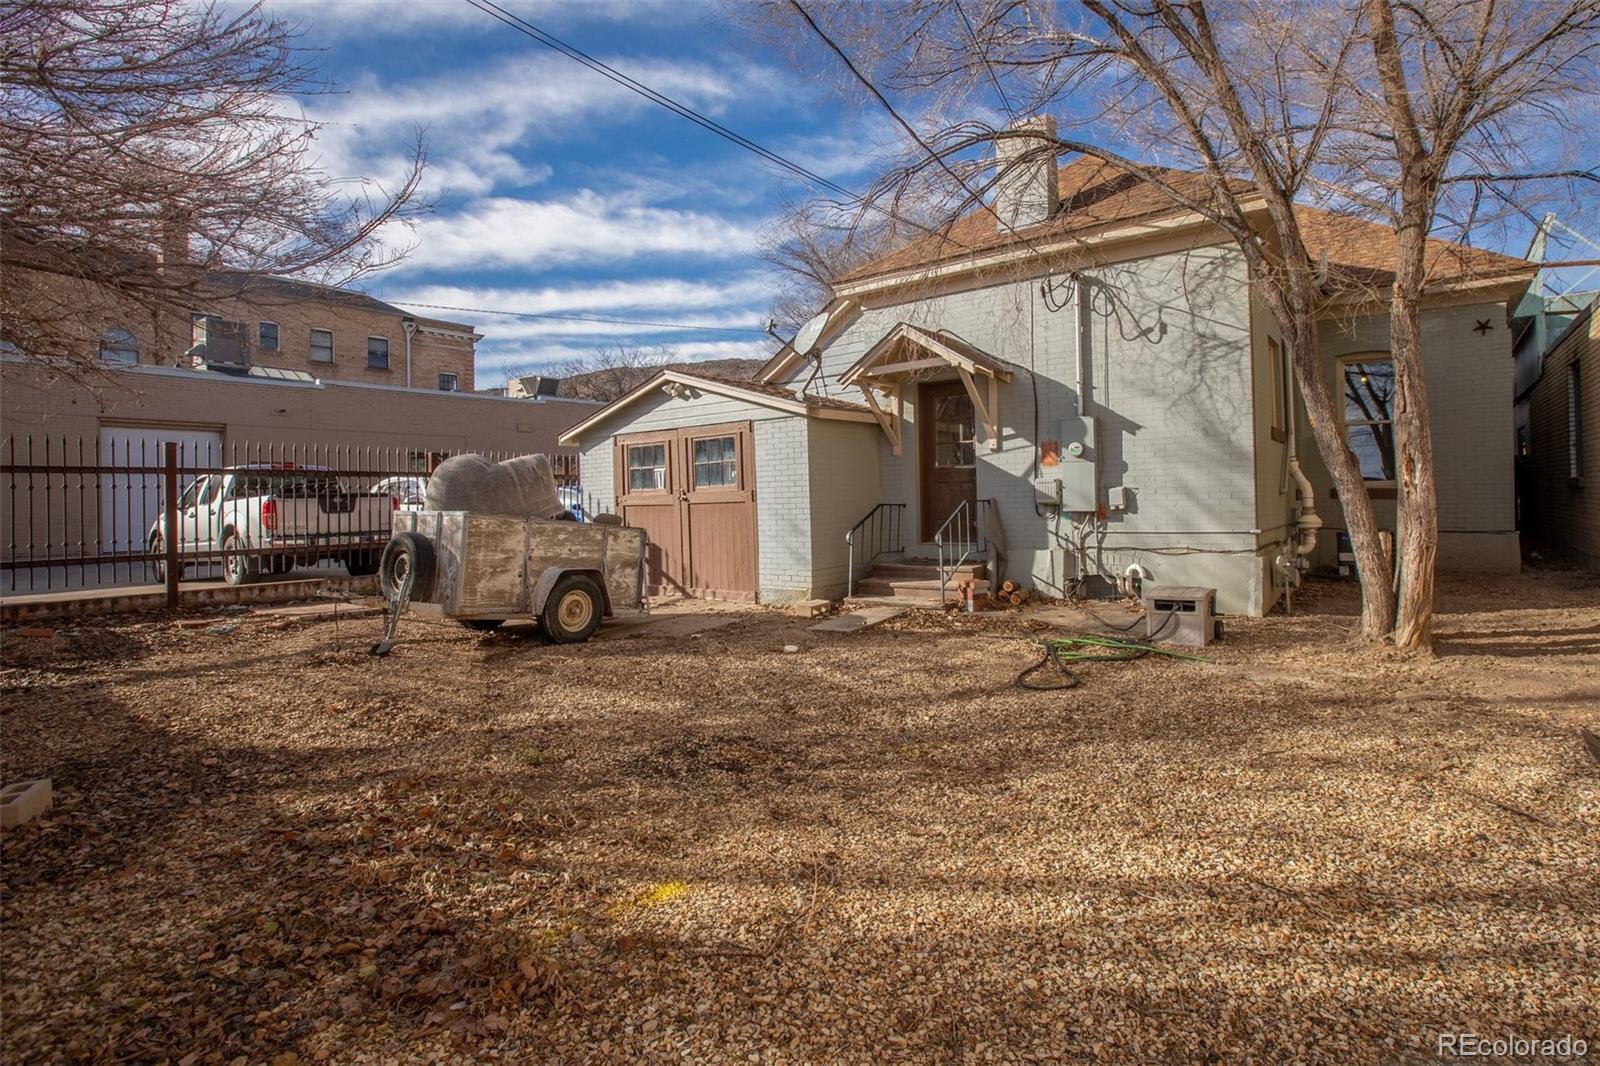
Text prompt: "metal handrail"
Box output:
[[933, 498, 993, 605], [844, 502, 906, 597]]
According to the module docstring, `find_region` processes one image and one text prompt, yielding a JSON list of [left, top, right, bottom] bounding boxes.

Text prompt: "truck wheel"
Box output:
[[346, 552, 380, 577], [379, 532, 436, 602], [150, 533, 173, 583], [458, 619, 503, 632], [541, 573, 603, 644], [221, 532, 259, 586]]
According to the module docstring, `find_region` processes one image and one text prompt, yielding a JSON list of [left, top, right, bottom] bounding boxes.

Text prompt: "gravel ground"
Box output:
[[2, 571, 1597, 1064]]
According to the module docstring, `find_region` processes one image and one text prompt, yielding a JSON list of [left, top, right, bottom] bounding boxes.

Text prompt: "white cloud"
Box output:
[[297, 49, 763, 200], [476, 337, 774, 379], [388, 276, 773, 316], [394, 191, 759, 271]]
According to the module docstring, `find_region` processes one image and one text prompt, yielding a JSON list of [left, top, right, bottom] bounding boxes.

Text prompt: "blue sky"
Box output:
[[268, 0, 900, 385]]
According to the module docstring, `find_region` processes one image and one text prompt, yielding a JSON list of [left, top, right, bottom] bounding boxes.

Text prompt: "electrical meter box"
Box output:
[[1033, 478, 1062, 508], [1058, 415, 1099, 512], [1141, 585, 1217, 648]]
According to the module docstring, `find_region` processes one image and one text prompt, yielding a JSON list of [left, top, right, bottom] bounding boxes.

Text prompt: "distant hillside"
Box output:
[[555, 357, 767, 403]]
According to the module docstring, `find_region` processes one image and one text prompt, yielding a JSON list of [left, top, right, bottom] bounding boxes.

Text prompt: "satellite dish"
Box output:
[[793, 310, 830, 356]]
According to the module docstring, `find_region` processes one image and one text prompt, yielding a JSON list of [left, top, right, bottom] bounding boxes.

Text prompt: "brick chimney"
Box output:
[[154, 213, 190, 273], [993, 116, 1060, 231]]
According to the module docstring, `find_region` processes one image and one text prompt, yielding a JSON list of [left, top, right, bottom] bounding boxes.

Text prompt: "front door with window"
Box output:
[[919, 381, 978, 541], [614, 421, 758, 601]]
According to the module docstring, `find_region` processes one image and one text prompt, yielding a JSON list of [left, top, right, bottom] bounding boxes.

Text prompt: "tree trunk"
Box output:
[[1283, 312, 1396, 639], [1388, 229, 1439, 652]]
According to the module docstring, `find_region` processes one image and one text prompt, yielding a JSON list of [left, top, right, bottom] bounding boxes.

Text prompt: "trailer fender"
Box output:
[[530, 567, 610, 616]]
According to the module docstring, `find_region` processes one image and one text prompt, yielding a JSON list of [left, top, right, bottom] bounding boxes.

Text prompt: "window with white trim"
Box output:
[[692, 435, 738, 488], [626, 443, 667, 492], [99, 327, 139, 365], [1341, 358, 1395, 482], [309, 328, 334, 363]]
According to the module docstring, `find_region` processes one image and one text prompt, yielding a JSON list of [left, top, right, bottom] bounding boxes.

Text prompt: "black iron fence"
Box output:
[[0, 436, 591, 600]]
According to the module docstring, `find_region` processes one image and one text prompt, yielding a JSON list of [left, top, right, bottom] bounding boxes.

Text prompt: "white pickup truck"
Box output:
[[146, 464, 395, 585]]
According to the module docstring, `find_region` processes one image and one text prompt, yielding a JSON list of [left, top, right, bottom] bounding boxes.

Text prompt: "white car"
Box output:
[[148, 464, 394, 584], [375, 475, 429, 511], [557, 485, 588, 522]]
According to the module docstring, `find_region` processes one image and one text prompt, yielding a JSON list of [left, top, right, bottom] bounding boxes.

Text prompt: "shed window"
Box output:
[[627, 444, 667, 492], [367, 336, 390, 370], [259, 322, 279, 352], [1341, 358, 1395, 481], [99, 327, 139, 365], [692, 435, 738, 488], [309, 328, 334, 363]]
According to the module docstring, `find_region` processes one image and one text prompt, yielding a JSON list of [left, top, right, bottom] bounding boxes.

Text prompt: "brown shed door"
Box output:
[[615, 421, 757, 601], [919, 381, 977, 540]]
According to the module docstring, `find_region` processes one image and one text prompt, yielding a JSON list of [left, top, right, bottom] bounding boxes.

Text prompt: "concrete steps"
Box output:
[[850, 558, 987, 608]]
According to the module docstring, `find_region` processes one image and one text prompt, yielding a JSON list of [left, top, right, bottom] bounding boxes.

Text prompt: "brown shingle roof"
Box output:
[[1291, 207, 1531, 291], [840, 157, 1230, 283], [840, 155, 1532, 292]]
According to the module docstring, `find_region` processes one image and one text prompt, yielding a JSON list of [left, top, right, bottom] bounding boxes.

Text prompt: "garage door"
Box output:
[[99, 425, 222, 577], [614, 421, 757, 601]]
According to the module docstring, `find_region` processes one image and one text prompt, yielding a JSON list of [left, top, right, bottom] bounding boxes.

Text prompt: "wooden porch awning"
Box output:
[[838, 323, 1014, 454]]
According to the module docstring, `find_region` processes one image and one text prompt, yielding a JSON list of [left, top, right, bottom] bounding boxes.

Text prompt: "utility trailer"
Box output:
[[374, 510, 647, 650]]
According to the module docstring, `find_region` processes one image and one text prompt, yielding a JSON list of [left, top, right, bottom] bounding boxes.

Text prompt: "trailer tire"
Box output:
[[379, 532, 436, 603], [541, 573, 603, 644]]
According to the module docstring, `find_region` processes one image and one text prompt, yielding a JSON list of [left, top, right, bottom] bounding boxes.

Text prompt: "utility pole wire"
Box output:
[[460, 0, 978, 254], [786, 0, 1058, 266]]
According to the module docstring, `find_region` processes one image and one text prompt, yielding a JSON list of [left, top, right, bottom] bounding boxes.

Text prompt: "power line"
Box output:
[[786, 0, 1057, 267], [397, 301, 770, 334], [954, 0, 1016, 118], [460, 0, 971, 251]]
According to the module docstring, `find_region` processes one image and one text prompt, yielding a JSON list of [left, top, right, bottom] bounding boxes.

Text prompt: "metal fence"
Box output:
[[0, 435, 592, 600]]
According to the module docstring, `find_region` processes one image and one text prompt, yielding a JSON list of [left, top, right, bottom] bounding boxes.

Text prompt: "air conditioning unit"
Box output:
[[1141, 585, 1217, 648]]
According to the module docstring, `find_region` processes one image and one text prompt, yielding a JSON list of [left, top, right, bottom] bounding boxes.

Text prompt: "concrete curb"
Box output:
[[0, 575, 380, 624]]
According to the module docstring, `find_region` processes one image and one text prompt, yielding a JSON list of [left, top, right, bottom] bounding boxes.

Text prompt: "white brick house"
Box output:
[[560, 136, 1533, 615]]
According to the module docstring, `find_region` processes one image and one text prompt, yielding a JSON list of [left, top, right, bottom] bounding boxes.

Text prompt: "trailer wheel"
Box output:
[[541, 573, 603, 644], [379, 532, 436, 603]]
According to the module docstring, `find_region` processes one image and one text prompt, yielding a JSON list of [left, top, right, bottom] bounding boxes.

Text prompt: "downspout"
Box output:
[[1073, 275, 1090, 416], [402, 317, 417, 389]]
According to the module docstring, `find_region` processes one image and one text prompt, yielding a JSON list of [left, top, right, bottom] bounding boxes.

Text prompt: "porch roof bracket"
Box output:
[[857, 382, 902, 456], [958, 367, 1001, 451]]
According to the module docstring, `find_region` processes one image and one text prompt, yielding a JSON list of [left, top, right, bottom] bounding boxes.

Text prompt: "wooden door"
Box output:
[[615, 421, 758, 601], [615, 432, 686, 597], [919, 381, 977, 541]]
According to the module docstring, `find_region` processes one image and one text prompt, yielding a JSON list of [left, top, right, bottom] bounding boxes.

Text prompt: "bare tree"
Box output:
[[1349, 0, 1600, 649], [0, 0, 427, 372], [761, 194, 929, 331], [770, 0, 1401, 639], [766, 0, 1595, 644]]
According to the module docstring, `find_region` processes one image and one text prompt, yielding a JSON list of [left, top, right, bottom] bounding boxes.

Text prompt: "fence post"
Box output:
[[163, 441, 179, 607]]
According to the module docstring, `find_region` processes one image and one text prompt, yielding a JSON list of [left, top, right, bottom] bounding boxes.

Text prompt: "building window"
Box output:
[[98, 327, 139, 365], [627, 443, 667, 492], [1341, 357, 1395, 482], [309, 328, 334, 363], [1268, 337, 1286, 441], [932, 393, 977, 468], [1570, 363, 1584, 482], [437, 372, 458, 392], [692, 435, 738, 488], [259, 321, 278, 352], [367, 336, 390, 370]]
